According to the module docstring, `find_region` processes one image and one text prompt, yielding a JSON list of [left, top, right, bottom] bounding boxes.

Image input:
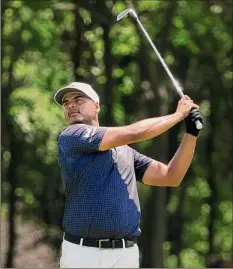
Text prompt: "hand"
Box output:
[[176, 95, 199, 119], [185, 108, 204, 137]]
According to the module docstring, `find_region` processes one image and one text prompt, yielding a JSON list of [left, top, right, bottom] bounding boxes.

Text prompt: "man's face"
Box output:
[[62, 92, 99, 125]]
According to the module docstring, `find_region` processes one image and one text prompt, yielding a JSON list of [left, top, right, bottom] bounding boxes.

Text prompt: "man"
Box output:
[[54, 82, 203, 268]]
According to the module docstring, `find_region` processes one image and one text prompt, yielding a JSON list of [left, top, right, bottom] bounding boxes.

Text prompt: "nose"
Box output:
[[67, 101, 75, 110]]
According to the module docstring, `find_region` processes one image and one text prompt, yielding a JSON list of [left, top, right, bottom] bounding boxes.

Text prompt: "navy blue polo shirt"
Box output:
[[58, 124, 153, 239]]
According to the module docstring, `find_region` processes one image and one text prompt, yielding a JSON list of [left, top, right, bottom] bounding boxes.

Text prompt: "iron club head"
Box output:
[[116, 8, 138, 21]]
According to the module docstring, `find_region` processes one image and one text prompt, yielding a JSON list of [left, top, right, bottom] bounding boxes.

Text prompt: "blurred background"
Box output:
[[1, 0, 232, 268]]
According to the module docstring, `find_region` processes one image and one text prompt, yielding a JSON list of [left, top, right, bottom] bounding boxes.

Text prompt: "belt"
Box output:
[[64, 233, 137, 249]]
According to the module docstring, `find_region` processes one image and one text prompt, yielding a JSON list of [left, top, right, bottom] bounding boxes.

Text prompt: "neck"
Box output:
[[90, 119, 99, 127], [70, 118, 99, 127]]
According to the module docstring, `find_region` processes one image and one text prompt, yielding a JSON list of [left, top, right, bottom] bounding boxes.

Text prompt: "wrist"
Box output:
[[185, 127, 199, 137], [185, 132, 198, 139], [174, 111, 185, 121]]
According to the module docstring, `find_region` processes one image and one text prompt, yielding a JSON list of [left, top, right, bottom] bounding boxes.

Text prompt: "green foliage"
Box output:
[[9, 86, 64, 146], [111, 23, 139, 56]]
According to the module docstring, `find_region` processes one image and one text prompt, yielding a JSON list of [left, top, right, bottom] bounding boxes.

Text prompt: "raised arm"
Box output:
[[140, 107, 204, 187], [99, 95, 198, 151], [142, 134, 197, 186], [99, 113, 183, 151]]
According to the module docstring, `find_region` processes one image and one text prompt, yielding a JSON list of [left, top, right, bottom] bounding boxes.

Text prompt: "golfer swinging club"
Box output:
[[54, 81, 203, 268]]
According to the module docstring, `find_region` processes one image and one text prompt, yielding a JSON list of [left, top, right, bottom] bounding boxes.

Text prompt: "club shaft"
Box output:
[[135, 18, 183, 97], [135, 17, 202, 130]]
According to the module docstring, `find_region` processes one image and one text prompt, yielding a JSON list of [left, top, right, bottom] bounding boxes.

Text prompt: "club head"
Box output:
[[117, 8, 137, 21]]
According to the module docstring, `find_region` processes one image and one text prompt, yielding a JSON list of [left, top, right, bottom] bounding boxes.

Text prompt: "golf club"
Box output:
[[117, 8, 203, 130]]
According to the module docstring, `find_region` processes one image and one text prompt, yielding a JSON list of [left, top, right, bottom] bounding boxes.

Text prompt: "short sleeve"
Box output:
[[133, 149, 153, 183], [58, 124, 107, 156]]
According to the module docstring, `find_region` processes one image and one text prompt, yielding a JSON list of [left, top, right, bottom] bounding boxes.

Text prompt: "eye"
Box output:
[[76, 99, 84, 105]]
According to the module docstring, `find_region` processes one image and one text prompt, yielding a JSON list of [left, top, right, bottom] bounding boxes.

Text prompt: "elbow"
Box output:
[[167, 169, 183, 187], [169, 175, 182, 187], [170, 181, 181, 187]]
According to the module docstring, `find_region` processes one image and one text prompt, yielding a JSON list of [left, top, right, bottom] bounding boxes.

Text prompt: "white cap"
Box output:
[[54, 82, 100, 105]]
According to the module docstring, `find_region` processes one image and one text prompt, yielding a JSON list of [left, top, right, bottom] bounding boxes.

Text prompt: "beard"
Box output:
[[69, 115, 94, 125], [71, 119, 83, 124]]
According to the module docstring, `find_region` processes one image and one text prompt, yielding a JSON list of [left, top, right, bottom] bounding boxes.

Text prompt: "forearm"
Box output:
[[98, 112, 184, 151], [168, 133, 197, 185], [127, 112, 184, 143]]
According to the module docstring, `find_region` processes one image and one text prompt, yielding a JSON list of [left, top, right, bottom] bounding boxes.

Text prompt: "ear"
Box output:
[[94, 102, 100, 114]]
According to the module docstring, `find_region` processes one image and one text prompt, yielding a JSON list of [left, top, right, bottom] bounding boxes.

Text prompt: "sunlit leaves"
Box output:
[[9, 87, 64, 146], [15, 187, 24, 197], [4, 9, 22, 36], [96, 75, 107, 84], [164, 52, 175, 66], [173, 16, 184, 29], [180, 248, 204, 268], [166, 254, 178, 268], [58, 11, 74, 32], [167, 194, 179, 213], [84, 27, 104, 59], [187, 178, 211, 199], [113, 103, 125, 124], [215, 224, 233, 253], [110, 24, 139, 56], [200, 100, 211, 117], [21, 29, 33, 42], [19, 6, 32, 22], [137, 0, 163, 11], [77, 67, 89, 78], [172, 28, 191, 46], [219, 201, 233, 224], [112, 67, 124, 78], [79, 7, 91, 25], [112, 0, 126, 16], [83, 27, 105, 82], [3, 55, 11, 69], [85, 30, 96, 42], [193, 22, 207, 36], [210, 5, 223, 14], [224, 71, 233, 81], [91, 66, 101, 76], [121, 76, 134, 94], [11, 0, 23, 8], [24, 191, 35, 205], [194, 241, 209, 253]]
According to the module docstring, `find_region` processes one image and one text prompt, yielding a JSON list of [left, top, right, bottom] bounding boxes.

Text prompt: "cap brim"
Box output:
[[54, 87, 86, 105]]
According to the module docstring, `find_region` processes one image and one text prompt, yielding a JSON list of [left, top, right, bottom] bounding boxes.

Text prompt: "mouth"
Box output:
[[68, 112, 80, 117]]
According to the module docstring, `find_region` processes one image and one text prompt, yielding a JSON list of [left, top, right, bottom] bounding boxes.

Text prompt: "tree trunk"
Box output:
[[151, 188, 167, 267], [135, 28, 170, 265], [150, 100, 169, 268], [141, 134, 169, 268], [205, 83, 218, 263], [102, 24, 114, 126], [72, 2, 86, 81], [2, 8, 23, 264], [140, 84, 169, 268], [5, 120, 22, 268], [175, 183, 189, 267]]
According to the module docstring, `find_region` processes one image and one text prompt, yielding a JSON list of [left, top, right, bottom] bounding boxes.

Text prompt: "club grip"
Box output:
[[189, 107, 203, 130], [195, 120, 203, 130]]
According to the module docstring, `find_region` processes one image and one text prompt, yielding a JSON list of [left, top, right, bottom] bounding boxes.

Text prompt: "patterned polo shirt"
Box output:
[[58, 124, 153, 239]]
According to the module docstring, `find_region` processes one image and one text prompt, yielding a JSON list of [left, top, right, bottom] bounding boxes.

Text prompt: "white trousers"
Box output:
[[60, 239, 139, 268]]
